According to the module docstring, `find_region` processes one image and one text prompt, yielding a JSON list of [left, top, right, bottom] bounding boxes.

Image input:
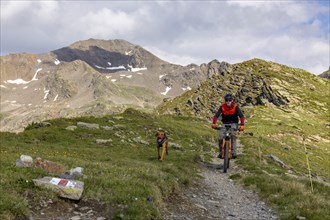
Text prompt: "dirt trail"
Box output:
[[161, 141, 278, 220], [26, 141, 279, 220]]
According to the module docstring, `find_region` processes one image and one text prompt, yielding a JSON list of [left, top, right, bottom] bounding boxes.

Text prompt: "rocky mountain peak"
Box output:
[[0, 39, 210, 132], [52, 38, 168, 74]]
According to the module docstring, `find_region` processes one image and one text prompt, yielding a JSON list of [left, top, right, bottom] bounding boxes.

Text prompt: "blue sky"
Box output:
[[1, 0, 329, 74]]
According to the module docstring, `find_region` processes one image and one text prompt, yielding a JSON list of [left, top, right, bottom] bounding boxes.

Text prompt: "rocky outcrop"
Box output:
[[187, 72, 288, 117], [318, 68, 330, 79], [200, 60, 232, 78], [236, 75, 287, 106], [156, 59, 302, 118]]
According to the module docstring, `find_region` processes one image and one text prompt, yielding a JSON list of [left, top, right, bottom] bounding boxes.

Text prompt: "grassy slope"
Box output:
[[156, 59, 330, 219], [236, 64, 330, 219], [1, 59, 329, 219], [0, 109, 214, 219], [237, 106, 330, 220]]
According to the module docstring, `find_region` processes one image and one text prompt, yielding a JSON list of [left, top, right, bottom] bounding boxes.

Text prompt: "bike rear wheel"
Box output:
[[223, 141, 229, 173]]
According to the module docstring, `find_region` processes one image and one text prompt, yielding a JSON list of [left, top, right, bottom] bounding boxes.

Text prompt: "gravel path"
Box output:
[[161, 142, 278, 220]]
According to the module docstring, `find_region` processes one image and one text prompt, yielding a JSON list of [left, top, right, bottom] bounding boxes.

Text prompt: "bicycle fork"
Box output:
[[221, 139, 232, 159]]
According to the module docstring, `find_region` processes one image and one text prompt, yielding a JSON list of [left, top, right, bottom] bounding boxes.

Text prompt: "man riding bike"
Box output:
[[211, 94, 245, 159]]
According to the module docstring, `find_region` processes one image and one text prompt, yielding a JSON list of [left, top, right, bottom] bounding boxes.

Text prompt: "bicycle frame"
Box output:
[[214, 124, 237, 173], [223, 125, 233, 172], [222, 125, 233, 156]]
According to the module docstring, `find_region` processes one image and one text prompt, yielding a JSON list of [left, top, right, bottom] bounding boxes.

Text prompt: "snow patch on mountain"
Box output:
[[161, 86, 171, 95]]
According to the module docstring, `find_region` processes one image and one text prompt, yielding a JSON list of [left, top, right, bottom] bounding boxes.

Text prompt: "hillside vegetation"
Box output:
[[156, 59, 330, 219], [1, 58, 329, 220], [0, 109, 215, 219], [0, 107, 329, 219], [156, 59, 329, 179]]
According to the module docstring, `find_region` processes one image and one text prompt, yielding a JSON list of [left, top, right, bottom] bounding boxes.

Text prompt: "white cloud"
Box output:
[[0, 1, 329, 74], [36, 1, 60, 23], [1, 1, 32, 20], [146, 46, 201, 66], [1, 1, 59, 25], [77, 8, 137, 37]]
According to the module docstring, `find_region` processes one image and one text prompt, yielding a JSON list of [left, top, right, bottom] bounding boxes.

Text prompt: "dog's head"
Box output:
[[156, 130, 166, 139]]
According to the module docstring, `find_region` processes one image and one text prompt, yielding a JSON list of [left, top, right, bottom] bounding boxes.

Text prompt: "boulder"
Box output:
[[66, 125, 77, 131], [69, 167, 84, 176], [35, 157, 65, 175], [96, 139, 112, 144], [33, 177, 84, 200], [16, 155, 33, 167], [77, 122, 100, 129]]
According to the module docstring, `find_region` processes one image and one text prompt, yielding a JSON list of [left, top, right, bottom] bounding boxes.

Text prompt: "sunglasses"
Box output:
[[225, 99, 233, 102]]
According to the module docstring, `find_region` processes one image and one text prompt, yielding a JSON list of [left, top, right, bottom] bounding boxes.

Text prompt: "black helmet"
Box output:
[[224, 93, 234, 101]]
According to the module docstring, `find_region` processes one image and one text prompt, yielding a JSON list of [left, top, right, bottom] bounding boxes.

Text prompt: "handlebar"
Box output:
[[212, 124, 243, 133], [213, 125, 221, 130]]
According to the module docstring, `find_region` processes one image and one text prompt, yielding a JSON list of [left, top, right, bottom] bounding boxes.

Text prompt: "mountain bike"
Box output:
[[213, 124, 237, 173]]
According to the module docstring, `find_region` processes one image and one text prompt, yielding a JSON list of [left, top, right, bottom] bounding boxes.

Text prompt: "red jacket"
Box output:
[[213, 102, 245, 125]]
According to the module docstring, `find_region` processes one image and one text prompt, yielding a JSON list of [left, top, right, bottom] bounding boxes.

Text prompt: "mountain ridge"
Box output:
[[1, 39, 329, 132], [156, 58, 328, 120], [1, 39, 208, 132]]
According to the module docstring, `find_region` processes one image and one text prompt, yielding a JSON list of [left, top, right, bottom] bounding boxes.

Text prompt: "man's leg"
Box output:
[[231, 125, 238, 158], [218, 127, 225, 158], [231, 135, 237, 158]]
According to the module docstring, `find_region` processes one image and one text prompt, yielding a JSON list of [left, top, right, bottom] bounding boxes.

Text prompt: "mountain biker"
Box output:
[[211, 94, 245, 159]]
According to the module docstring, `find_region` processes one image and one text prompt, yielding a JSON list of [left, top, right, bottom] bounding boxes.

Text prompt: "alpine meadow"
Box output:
[[1, 39, 329, 220]]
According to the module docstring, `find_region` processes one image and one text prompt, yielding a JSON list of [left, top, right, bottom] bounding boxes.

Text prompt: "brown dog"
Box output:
[[156, 130, 168, 161]]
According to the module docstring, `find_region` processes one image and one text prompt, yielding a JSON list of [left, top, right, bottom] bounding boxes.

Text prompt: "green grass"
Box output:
[[234, 104, 330, 220], [1, 106, 330, 219], [240, 173, 330, 219], [0, 108, 213, 219], [154, 58, 330, 219], [1, 68, 330, 220], [2, 107, 329, 219]]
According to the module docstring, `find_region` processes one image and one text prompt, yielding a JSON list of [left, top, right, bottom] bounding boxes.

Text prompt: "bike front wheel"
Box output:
[[223, 141, 229, 173]]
